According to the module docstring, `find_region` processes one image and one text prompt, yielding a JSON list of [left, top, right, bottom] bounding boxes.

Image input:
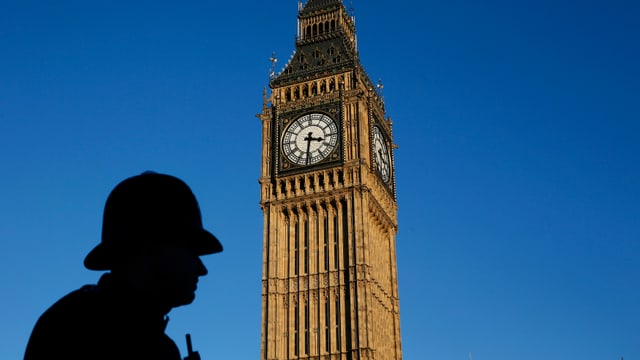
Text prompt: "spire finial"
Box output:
[[262, 87, 268, 108], [269, 52, 278, 80]]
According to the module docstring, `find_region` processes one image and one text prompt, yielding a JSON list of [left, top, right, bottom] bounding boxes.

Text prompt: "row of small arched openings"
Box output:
[[277, 170, 345, 198], [305, 20, 337, 38], [284, 76, 344, 102]]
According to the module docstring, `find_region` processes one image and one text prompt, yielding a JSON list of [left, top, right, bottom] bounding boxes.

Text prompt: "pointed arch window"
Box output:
[[335, 297, 341, 351], [323, 215, 329, 271], [294, 220, 299, 275], [324, 300, 331, 352], [303, 219, 309, 274], [294, 302, 299, 356], [304, 302, 310, 354], [333, 214, 339, 269]]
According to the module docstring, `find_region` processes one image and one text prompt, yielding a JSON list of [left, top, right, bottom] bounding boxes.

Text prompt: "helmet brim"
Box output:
[[84, 229, 223, 271]]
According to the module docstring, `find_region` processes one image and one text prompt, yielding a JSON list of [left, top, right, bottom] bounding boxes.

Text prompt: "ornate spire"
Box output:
[[271, 0, 358, 86]]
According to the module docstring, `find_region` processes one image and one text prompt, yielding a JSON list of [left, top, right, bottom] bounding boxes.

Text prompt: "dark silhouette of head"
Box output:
[[84, 171, 223, 310]]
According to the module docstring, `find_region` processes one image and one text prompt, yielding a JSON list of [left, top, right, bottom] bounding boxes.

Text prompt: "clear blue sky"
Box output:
[[1, 1, 638, 359]]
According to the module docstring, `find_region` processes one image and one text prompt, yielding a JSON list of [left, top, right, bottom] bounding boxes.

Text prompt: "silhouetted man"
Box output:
[[24, 171, 222, 360]]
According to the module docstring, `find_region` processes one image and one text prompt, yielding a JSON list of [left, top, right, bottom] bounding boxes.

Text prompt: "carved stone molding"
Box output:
[[321, 273, 329, 286]]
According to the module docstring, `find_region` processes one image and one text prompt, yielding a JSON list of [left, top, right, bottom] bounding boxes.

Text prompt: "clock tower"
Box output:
[[258, 1, 402, 359]]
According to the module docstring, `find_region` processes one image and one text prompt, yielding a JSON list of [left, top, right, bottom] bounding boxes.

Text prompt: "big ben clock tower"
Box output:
[[258, 1, 402, 359]]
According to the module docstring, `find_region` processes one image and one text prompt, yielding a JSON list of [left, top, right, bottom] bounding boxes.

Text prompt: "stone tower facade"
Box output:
[[258, 1, 402, 359]]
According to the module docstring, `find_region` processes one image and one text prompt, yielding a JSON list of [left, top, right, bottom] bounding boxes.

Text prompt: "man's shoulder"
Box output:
[[24, 284, 109, 359], [34, 284, 107, 330], [45, 285, 102, 313], [27, 281, 182, 360]]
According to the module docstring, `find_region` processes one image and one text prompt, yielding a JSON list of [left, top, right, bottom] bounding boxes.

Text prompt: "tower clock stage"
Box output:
[[258, 1, 402, 359]]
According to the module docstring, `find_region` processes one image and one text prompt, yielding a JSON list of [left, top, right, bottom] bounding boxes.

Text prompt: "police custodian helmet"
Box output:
[[84, 171, 223, 270]]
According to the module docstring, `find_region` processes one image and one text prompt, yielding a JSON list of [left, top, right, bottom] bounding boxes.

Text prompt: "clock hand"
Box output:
[[306, 133, 312, 165], [304, 132, 324, 165], [378, 149, 389, 167]]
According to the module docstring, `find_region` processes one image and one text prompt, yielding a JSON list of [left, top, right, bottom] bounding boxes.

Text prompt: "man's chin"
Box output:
[[171, 293, 196, 308]]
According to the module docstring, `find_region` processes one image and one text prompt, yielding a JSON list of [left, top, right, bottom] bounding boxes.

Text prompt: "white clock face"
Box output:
[[373, 126, 391, 183], [282, 113, 339, 166]]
